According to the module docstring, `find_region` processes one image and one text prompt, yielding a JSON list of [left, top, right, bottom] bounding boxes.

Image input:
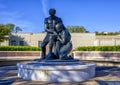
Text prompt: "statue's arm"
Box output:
[[57, 31, 66, 44], [58, 18, 62, 23], [44, 18, 54, 33]]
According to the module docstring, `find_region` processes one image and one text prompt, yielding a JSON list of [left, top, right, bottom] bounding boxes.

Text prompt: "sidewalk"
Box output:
[[0, 66, 120, 85]]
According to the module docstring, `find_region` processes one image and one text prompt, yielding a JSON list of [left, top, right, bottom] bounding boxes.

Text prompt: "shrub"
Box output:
[[75, 46, 120, 51], [0, 46, 41, 51]]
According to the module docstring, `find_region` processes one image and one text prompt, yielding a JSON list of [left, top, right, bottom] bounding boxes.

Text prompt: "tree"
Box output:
[[67, 26, 89, 33], [5, 23, 15, 32], [95, 31, 99, 35], [4, 23, 22, 33], [14, 26, 22, 33], [0, 24, 12, 45], [0, 23, 22, 46], [95, 31, 120, 35]]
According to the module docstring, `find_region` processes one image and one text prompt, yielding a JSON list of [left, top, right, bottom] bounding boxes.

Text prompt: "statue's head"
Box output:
[[49, 8, 56, 16], [55, 23, 63, 32]]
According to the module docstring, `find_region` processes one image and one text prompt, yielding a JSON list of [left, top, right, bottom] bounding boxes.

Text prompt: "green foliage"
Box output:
[[14, 26, 22, 33], [5, 23, 15, 31], [67, 26, 89, 33], [95, 31, 120, 36], [0, 46, 41, 51], [75, 46, 120, 51], [0, 24, 12, 42], [0, 23, 22, 44]]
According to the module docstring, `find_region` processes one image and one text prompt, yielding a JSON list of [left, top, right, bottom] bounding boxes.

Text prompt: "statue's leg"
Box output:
[[49, 35, 57, 53], [59, 42, 72, 60], [41, 35, 49, 59], [53, 41, 60, 59], [46, 34, 57, 60]]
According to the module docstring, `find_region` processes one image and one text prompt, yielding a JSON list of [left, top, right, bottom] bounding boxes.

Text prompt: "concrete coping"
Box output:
[[17, 61, 96, 71], [74, 51, 120, 53]]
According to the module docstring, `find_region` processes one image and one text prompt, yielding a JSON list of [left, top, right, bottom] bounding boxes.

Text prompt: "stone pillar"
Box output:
[[112, 38, 116, 46], [94, 39, 100, 46]]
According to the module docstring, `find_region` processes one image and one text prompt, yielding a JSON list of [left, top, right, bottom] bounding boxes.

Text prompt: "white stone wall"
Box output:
[[10, 33, 45, 47], [9, 33, 95, 49], [95, 35, 120, 46], [1, 33, 120, 49], [99, 39, 114, 46], [0, 40, 9, 46], [116, 39, 120, 45], [71, 33, 95, 48]]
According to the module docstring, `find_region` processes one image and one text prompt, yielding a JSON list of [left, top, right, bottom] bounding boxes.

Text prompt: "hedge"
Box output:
[[75, 46, 120, 51], [1, 46, 120, 51], [0, 46, 41, 51]]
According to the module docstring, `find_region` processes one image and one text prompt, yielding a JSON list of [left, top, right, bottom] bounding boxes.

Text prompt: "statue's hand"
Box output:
[[57, 37, 60, 41], [53, 31, 57, 35], [57, 36, 61, 41]]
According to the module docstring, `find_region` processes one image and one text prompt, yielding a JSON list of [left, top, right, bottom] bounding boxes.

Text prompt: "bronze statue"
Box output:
[[53, 23, 73, 60], [41, 8, 73, 60], [41, 8, 62, 59]]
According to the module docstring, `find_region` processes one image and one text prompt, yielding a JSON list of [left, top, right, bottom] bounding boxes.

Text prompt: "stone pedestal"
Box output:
[[17, 60, 96, 82]]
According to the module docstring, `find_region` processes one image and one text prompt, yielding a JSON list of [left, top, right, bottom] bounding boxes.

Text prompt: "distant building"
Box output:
[[1, 33, 120, 49]]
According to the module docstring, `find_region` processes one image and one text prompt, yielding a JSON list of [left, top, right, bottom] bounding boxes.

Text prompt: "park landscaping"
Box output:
[[0, 46, 41, 51]]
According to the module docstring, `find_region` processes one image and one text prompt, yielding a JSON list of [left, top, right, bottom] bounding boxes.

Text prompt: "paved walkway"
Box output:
[[0, 66, 120, 85]]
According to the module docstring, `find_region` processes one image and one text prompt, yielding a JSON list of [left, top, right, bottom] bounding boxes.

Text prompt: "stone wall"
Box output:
[[1, 33, 120, 49], [73, 51, 120, 67], [0, 40, 9, 46], [95, 35, 120, 46], [0, 51, 120, 67], [0, 51, 40, 61], [71, 33, 95, 48], [9, 33, 45, 47], [1, 51, 120, 62], [8, 33, 95, 49]]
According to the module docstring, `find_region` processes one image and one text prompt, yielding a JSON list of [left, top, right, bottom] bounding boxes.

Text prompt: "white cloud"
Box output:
[[41, 0, 49, 17], [0, 11, 35, 32], [0, 11, 24, 19], [13, 20, 35, 32]]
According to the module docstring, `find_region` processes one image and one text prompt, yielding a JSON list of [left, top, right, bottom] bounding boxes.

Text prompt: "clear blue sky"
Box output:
[[0, 0, 120, 32]]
